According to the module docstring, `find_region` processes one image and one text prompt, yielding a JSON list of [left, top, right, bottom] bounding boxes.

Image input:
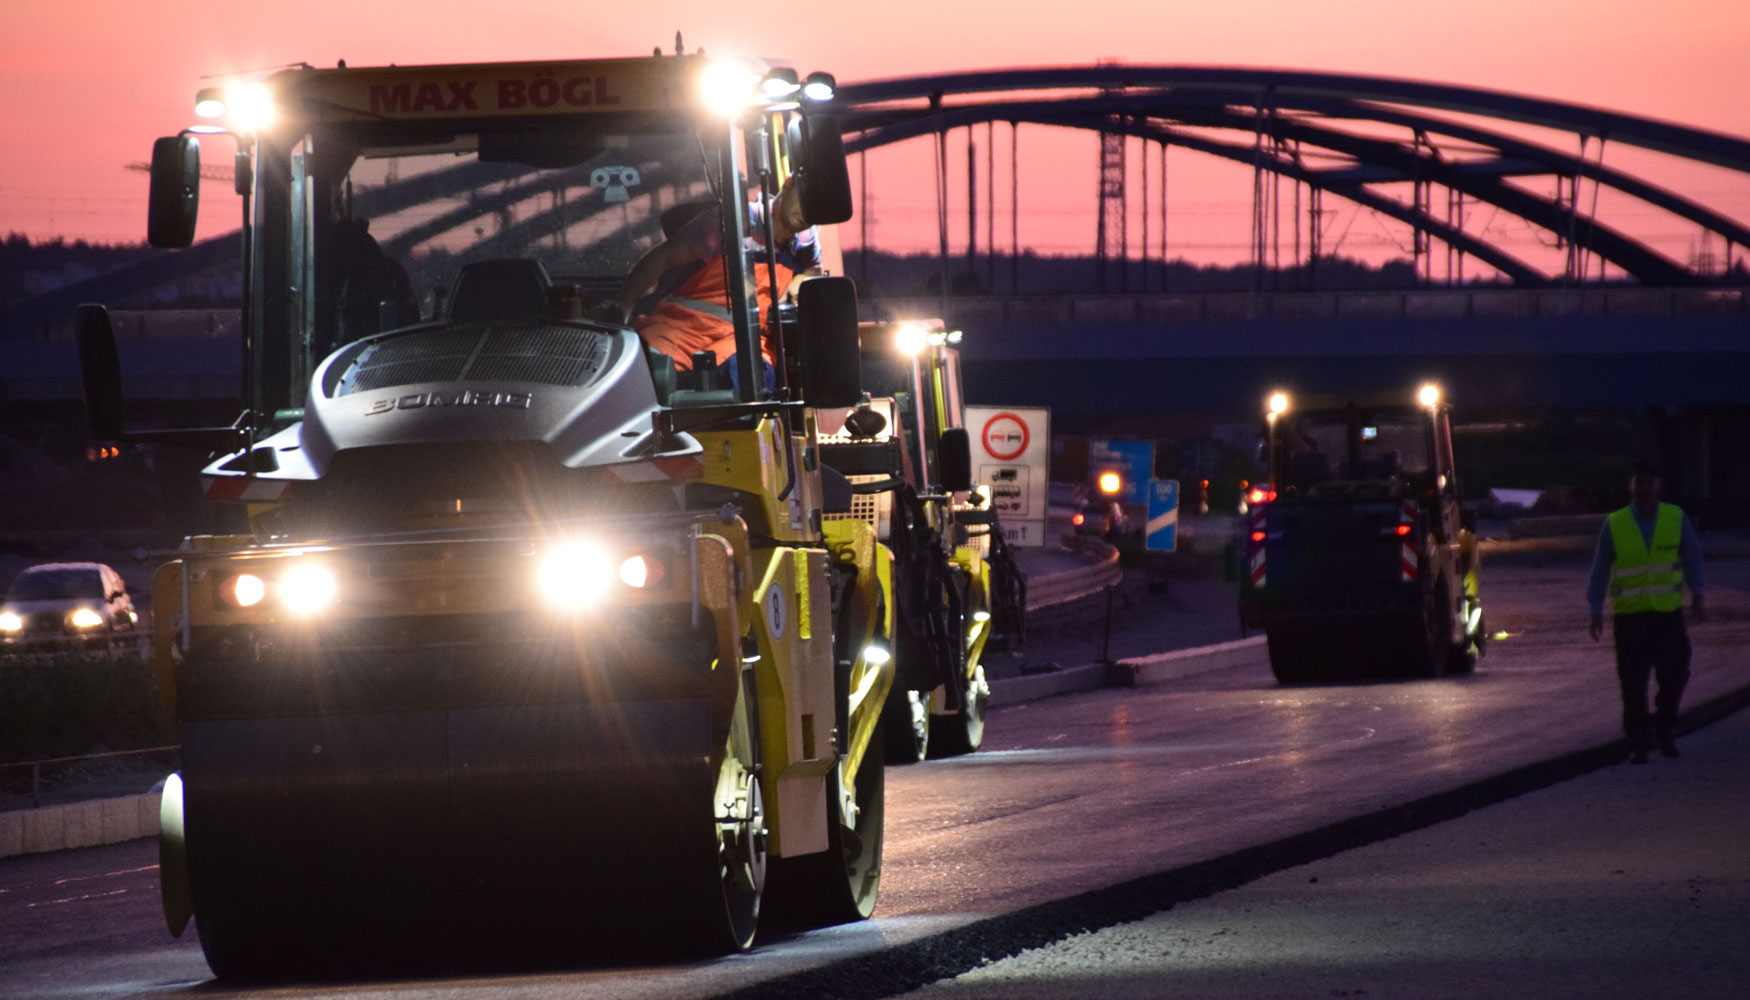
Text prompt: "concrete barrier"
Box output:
[[0, 790, 159, 858], [1116, 636, 1268, 685], [989, 638, 1268, 707]]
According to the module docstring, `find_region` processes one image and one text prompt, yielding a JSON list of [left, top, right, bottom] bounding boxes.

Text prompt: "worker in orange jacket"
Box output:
[[610, 180, 816, 392]]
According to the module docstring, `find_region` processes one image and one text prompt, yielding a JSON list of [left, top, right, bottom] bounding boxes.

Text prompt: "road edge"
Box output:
[[708, 681, 1750, 1000]]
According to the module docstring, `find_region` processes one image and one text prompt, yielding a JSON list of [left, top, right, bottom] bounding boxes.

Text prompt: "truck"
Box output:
[[1238, 386, 1484, 683], [75, 48, 896, 977], [819, 320, 1027, 762]]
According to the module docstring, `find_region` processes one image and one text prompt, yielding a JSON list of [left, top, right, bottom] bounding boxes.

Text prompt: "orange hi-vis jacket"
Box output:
[[637, 257, 791, 371]]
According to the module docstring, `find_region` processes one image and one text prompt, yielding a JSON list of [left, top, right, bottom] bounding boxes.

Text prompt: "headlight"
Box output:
[[1097, 471, 1123, 496], [226, 573, 267, 608], [69, 608, 105, 629], [800, 71, 836, 103], [893, 322, 930, 357], [618, 554, 666, 589], [698, 58, 760, 117], [537, 540, 616, 610], [0, 611, 21, 632], [537, 541, 669, 609], [227, 82, 278, 132], [279, 562, 338, 616]]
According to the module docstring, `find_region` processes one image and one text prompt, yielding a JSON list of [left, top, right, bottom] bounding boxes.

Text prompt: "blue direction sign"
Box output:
[[1089, 439, 1154, 505], [1146, 479, 1180, 552]]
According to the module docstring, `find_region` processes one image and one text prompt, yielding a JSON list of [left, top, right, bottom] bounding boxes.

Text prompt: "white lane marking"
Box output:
[[27, 888, 131, 908], [0, 864, 158, 897]]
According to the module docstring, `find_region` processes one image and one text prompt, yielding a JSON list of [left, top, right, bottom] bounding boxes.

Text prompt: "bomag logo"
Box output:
[[368, 72, 622, 115], [366, 390, 533, 415]]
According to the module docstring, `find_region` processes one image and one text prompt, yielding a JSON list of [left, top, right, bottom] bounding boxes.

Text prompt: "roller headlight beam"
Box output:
[[278, 561, 339, 617]]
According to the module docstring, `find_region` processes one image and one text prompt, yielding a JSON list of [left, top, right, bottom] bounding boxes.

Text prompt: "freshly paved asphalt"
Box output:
[[5, 528, 1747, 1000], [900, 706, 1750, 1000]]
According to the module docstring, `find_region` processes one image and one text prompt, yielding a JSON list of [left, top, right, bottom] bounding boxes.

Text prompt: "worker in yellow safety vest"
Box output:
[[1587, 460, 1706, 763]]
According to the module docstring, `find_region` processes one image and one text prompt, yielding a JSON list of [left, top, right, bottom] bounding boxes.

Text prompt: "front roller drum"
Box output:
[[882, 683, 931, 763], [929, 658, 989, 757], [179, 649, 765, 978], [763, 733, 885, 928]]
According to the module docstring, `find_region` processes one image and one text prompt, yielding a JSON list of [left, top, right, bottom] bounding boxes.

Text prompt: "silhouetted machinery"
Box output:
[[1238, 386, 1484, 683]]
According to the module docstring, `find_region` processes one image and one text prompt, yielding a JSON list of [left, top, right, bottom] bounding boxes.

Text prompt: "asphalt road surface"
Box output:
[[900, 707, 1750, 1000], [4, 549, 1747, 1000]]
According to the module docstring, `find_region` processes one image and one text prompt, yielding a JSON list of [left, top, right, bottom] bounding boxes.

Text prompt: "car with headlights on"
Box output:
[[0, 562, 139, 649]]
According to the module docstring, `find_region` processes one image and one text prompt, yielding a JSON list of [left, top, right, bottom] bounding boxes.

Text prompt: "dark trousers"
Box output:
[[1612, 610, 1690, 749]]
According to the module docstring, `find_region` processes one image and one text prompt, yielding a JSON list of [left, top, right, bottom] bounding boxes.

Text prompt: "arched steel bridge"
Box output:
[[836, 65, 1750, 289], [7, 64, 1750, 337]]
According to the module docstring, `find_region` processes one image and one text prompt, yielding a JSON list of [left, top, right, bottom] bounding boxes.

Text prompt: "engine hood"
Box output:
[[216, 320, 697, 485]]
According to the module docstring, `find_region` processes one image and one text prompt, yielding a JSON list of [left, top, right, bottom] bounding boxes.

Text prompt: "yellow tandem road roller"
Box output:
[[820, 321, 1028, 763], [76, 45, 893, 978]]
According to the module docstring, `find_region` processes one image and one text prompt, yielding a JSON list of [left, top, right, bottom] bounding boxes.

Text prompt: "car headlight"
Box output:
[[69, 607, 105, 629], [0, 611, 21, 632]]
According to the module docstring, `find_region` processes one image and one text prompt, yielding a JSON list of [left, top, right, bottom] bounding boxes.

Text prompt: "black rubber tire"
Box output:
[[1267, 627, 1322, 684], [1406, 583, 1452, 679], [764, 739, 885, 927]]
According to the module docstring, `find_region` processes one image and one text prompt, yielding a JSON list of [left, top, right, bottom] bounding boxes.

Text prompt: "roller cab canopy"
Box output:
[[276, 57, 714, 127]]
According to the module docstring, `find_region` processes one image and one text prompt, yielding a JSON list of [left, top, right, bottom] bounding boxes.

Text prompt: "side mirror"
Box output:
[[148, 136, 200, 248], [796, 276, 861, 408], [797, 115, 853, 226], [75, 304, 127, 443], [939, 427, 973, 493]]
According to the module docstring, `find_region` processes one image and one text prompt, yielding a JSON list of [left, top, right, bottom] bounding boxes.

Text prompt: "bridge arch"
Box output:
[[838, 66, 1750, 287]]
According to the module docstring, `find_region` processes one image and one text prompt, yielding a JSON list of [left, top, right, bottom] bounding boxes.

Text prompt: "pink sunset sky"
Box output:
[[3, 0, 1747, 273]]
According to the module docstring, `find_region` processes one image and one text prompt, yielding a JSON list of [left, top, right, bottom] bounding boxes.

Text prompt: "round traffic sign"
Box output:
[[981, 412, 1030, 462]]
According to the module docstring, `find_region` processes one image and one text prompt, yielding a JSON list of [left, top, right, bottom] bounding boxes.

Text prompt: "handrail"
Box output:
[[1, 744, 178, 810]]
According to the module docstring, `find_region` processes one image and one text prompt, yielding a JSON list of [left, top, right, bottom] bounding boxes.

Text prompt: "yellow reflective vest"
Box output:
[[1607, 503, 1685, 614]]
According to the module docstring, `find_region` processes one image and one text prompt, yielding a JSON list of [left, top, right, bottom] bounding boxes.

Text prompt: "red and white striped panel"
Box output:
[[1399, 500, 1419, 582], [202, 476, 294, 502], [1248, 508, 1267, 587], [599, 456, 705, 483]]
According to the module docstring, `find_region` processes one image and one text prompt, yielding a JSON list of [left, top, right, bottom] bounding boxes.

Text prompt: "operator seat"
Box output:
[[448, 258, 552, 322]]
